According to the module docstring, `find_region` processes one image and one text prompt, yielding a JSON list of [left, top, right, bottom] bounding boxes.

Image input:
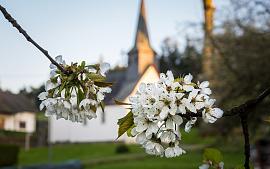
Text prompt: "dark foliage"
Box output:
[[158, 38, 202, 77], [211, 0, 270, 137], [0, 144, 19, 167], [115, 144, 130, 154]]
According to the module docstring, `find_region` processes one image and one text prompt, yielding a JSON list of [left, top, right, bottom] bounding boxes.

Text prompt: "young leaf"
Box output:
[[77, 87, 85, 105], [114, 99, 132, 105], [100, 101, 105, 112], [81, 61, 86, 68], [203, 148, 223, 165], [117, 111, 134, 139], [87, 73, 106, 82], [127, 124, 135, 137], [94, 81, 113, 87]]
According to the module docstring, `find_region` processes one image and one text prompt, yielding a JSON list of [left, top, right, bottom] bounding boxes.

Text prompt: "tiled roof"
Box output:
[[0, 91, 37, 115]]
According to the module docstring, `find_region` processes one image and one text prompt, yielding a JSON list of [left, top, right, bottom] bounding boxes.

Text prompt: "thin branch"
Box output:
[[0, 4, 67, 74], [180, 87, 270, 169], [240, 113, 250, 169], [180, 87, 270, 119], [224, 87, 270, 116]]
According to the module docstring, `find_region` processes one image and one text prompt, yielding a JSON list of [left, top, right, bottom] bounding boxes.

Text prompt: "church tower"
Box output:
[[127, 0, 157, 81]]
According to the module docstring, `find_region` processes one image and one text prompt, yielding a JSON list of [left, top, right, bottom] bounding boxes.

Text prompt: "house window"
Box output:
[[19, 121, 26, 129]]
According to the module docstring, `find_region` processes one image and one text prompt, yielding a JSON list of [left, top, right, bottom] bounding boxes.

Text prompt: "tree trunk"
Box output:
[[202, 0, 215, 80]]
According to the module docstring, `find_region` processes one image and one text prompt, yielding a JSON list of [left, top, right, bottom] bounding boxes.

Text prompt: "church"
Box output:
[[49, 0, 160, 143]]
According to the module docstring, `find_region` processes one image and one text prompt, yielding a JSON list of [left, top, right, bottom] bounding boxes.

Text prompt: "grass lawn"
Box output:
[[19, 129, 244, 169], [19, 143, 142, 165], [86, 149, 243, 169]]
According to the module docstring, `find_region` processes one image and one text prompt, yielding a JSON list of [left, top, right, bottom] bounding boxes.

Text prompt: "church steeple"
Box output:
[[134, 0, 150, 49], [127, 0, 156, 79]]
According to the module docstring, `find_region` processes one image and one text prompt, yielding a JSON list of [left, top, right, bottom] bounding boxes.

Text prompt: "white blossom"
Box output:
[[126, 70, 223, 158], [202, 99, 224, 123], [185, 117, 197, 133], [99, 62, 110, 77], [165, 145, 186, 158], [199, 161, 224, 169], [199, 164, 210, 169], [144, 141, 165, 156], [39, 56, 111, 123]]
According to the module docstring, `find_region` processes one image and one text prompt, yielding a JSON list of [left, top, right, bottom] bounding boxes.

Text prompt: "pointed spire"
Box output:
[[135, 0, 149, 45], [127, 0, 156, 78], [130, 0, 153, 51]]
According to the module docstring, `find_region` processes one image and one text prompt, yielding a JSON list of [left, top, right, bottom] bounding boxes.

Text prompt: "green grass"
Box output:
[[180, 128, 216, 145], [85, 148, 243, 169], [19, 129, 243, 169], [19, 143, 142, 165]]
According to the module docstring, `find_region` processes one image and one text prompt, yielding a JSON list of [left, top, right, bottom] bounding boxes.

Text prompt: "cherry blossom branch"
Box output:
[[0, 4, 67, 74], [181, 87, 270, 119], [180, 87, 270, 169]]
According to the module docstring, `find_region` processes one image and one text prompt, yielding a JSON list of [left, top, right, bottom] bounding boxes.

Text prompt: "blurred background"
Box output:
[[0, 0, 270, 168]]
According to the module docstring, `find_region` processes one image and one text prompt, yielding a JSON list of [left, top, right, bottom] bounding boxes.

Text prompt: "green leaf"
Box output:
[[77, 87, 85, 105], [117, 111, 134, 139], [114, 100, 131, 105], [174, 77, 183, 83], [87, 73, 105, 82], [235, 163, 254, 169], [81, 61, 86, 68], [100, 101, 105, 112], [59, 82, 66, 93], [94, 81, 113, 87], [50, 76, 58, 83], [203, 148, 223, 165], [127, 124, 135, 137]]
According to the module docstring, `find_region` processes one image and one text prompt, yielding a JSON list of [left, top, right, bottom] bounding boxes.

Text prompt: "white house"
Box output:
[[49, 0, 160, 143], [0, 91, 36, 133]]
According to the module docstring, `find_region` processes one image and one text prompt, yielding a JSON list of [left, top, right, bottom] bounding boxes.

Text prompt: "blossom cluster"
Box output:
[[38, 56, 111, 123], [199, 161, 224, 169], [127, 71, 223, 158]]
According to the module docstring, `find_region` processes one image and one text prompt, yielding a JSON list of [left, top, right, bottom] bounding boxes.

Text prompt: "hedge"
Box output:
[[0, 144, 19, 167]]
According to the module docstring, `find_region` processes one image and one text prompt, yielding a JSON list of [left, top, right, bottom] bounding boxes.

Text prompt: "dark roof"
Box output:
[[104, 68, 138, 105], [0, 91, 37, 115], [104, 64, 159, 105]]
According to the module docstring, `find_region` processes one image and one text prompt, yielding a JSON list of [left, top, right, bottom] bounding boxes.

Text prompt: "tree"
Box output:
[[209, 0, 270, 136], [158, 37, 202, 77]]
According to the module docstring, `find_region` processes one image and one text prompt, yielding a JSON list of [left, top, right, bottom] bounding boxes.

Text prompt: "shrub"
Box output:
[[115, 144, 129, 154], [0, 144, 19, 167]]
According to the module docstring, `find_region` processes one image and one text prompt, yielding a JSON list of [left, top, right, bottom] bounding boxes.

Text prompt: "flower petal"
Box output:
[[199, 81, 209, 88], [172, 115, 183, 125]]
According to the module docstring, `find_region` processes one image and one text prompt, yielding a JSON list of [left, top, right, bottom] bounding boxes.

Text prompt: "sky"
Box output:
[[0, 0, 228, 93]]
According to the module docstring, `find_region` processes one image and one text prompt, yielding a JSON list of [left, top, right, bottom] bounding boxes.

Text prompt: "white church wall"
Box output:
[[124, 65, 160, 103], [49, 105, 127, 143]]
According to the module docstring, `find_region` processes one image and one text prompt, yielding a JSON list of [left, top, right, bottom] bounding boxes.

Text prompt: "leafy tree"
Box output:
[[158, 38, 202, 77], [210, 0, 270, 137]]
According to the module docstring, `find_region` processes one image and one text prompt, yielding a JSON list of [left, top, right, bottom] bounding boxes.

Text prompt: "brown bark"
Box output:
[[202, 0, 215, 80]]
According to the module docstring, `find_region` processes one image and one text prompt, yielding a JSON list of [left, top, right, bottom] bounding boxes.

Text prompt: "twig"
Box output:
[[224, 87, 270, 117], [180, 87, 270, 169], [180, 87, 270, 119], [240, 113, 250, 169], [0, 4, 67, 74]]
